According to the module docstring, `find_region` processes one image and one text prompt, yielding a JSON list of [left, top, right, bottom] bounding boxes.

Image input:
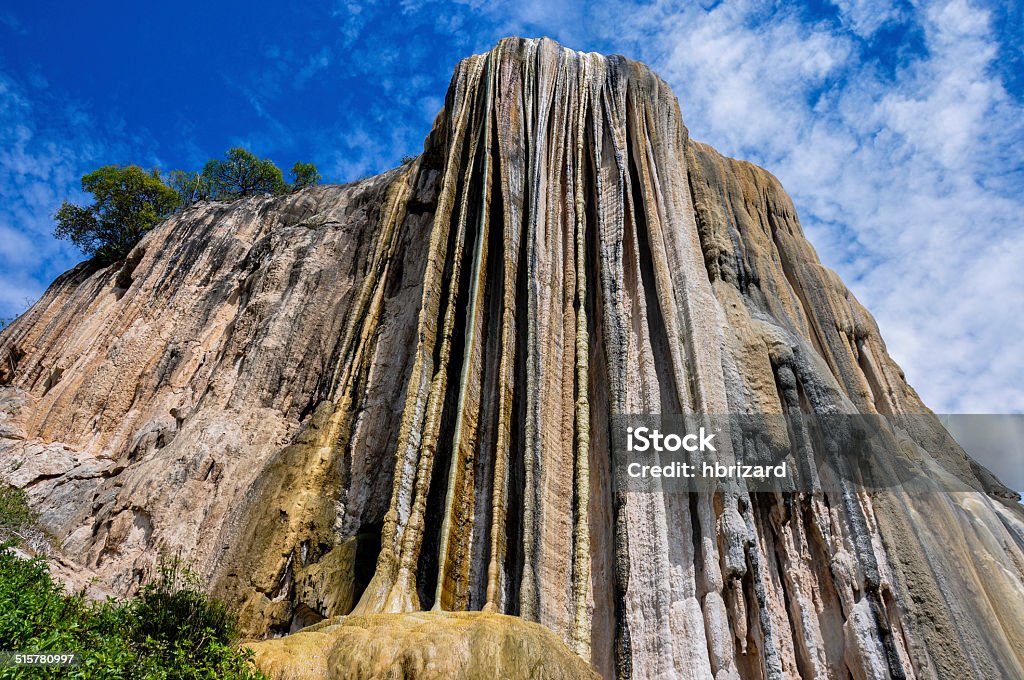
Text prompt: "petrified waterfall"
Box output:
[[1, 38, 1023, 679]]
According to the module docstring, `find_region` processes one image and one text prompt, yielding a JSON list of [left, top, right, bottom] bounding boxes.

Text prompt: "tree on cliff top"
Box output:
[[54, 165, 178, 263], [290, 161, 321, 190], [202, 148, 287, 199], [53, 152, 322, 264], [168, 169, 212, 210]]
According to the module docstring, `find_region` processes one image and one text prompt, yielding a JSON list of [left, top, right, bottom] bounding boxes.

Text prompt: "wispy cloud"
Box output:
[[0, 10, 26, 36], [476, 0, 1024, 413], [672, 0, 1024, 414], [832, 0, 905, 37], [0, 71, 159, 318]]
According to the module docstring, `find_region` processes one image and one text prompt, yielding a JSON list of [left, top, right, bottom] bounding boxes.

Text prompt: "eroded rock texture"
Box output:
[[248, 611, 599, 680], [1, 38, 1023, 679]]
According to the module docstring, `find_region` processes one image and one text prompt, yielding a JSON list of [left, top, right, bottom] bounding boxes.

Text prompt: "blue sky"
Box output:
[[1, 0, 1022, 415]]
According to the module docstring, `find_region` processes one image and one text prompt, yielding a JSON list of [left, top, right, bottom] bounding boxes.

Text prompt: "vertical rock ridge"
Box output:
[[569, 53, 593, 659]]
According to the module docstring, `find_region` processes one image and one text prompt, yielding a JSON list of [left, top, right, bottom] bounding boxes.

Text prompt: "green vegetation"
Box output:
[[167, 170, 211, 211], [0, 544, 265, 679], [0, 485, 34, 538], [54, 149, 321, 263], [0, 483, 49, 559], [201, 148, 287, 200], [54, 166, 179, 263], [290, 161, 321, 190]]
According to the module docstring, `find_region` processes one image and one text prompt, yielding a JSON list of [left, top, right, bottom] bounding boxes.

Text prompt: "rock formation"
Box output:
[[2, 37, 1023, 679]]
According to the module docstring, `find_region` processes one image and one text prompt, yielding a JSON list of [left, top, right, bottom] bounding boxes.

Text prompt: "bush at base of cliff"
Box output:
[[0, 487, 33, 535], [0, 543, 265, 680]]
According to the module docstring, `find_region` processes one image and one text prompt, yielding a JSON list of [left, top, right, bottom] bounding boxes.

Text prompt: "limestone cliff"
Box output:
[[2, 38, 1023, 680]]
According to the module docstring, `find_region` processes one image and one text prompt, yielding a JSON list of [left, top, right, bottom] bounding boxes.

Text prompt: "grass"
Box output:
[[0, 484, 265, 679]]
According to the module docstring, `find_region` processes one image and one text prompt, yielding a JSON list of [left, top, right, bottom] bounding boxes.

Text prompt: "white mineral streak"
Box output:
[[2, 37, 1024, 680]]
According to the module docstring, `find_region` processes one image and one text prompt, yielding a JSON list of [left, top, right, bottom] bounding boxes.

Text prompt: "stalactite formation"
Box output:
[[1, 37, 1023, 680]]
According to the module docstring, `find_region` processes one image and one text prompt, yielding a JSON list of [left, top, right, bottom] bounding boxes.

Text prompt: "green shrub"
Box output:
[[127, 555, 253, 677], [0, 486, 33, 534], [289, 162, 321, 190], [167, 170, 212, 210], [0, 545, 264, 679]]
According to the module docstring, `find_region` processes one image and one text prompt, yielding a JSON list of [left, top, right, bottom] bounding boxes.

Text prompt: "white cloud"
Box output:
[[468, 0, 1023, 413], [0, 72, 159, 319], [831, 0, 903, 37], [567, 0, 1024, 414]]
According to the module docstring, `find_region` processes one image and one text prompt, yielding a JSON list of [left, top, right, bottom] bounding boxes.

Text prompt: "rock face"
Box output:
[[1, 37, 1023, 679]]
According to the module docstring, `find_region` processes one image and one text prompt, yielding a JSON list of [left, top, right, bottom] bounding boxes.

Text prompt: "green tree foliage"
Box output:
[[53, 150, 325, 266], [289, 162, 321, 190], [0, 485, 34, 535], [0, 544, 265, 679], [201, 148, 287, 200], [167, 170, 211, 210], [53, 166, 178, 263]]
